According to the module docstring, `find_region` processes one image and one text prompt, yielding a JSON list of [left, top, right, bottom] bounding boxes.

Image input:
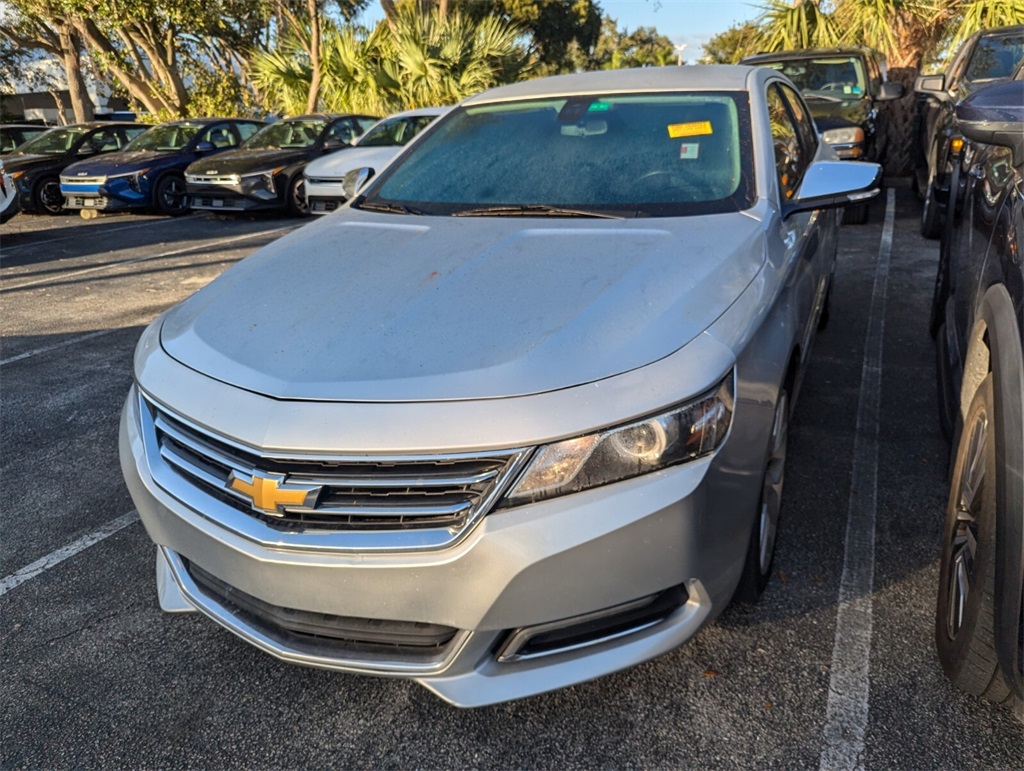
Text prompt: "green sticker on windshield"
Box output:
[[587, 101, 611, 112]]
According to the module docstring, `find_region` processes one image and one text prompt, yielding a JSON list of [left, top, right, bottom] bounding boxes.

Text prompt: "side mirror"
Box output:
[[322, 138, 350, 152], [77, 144, 98, 156], [343, 167, 375, 199], [877, 82, 905, 101], [914, 74, 946, 98], [956, 80, 1024, 166], [195, 141, 216, 153], [784, 160, 881, 218]]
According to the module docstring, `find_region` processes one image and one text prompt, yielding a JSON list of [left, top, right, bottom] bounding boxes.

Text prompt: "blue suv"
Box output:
[[60, 118, 264, 216]]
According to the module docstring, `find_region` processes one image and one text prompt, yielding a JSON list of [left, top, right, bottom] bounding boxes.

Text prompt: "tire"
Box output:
[[287, 175, 310, 217], [153, 173, 188, 216], [735, 387, 790, 603], [818, 273, 833, 331], [842, 201, 869, 225], [921, 181, 943, 239], [935, 323, 956, 443], [32, 175, 64, 215], [935, 377, 1013, 703]]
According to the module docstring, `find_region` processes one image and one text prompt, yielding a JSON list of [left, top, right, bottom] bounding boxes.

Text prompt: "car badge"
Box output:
[[77, 171, 87, 176], [227, 470, 320, 517], [206, 169, 218, 174]]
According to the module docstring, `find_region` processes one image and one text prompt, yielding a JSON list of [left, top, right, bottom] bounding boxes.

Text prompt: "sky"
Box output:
[[353, 1, 766, 62]]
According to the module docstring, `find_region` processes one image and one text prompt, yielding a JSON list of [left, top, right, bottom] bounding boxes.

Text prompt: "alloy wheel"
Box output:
[[945, 410, 987, 639], [759, 391, 788, 574]]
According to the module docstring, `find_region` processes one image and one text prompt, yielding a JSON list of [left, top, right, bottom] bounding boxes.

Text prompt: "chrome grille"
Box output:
[[60, 175, 106, 185], [141, 394, 531, 545]]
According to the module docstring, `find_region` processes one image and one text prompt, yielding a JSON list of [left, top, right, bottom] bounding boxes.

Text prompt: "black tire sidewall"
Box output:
[[33, 175, 64, 215], [153, 173, 188, 216], [935, 376, 1003, 695]]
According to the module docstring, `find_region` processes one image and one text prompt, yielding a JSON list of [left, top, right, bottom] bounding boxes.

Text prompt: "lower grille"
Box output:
[[187, 560, 459, 661], [68, 195, 106, 208], [191, 195, 245, 210], [309, 198, 342, 213]]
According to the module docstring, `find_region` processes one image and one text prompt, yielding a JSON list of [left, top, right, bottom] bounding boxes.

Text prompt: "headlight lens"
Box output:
[[243, 167, 285, 192], [821, 127, 865, 145], [502, 373, 734, 506]]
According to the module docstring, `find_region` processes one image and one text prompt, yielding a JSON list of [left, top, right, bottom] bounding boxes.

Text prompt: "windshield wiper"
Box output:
[[358, 200, 425, 215], [452, 204, 626, 219]]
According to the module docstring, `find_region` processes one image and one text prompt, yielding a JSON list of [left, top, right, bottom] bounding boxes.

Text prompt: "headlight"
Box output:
[[502, 373, 734, 507], [821, 127, 865, 145], [243, 167, 284, 192], [108, 168, 150, 191]]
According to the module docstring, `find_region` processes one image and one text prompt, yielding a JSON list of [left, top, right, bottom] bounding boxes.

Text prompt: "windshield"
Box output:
[[125, 123, 202, 152], [966, 34, 1024, 82], [361, 92, 753, 218], [356, 115, 438, 148], [244, 119, 327, 149], [760, 57, 867, 98], [14, 127, 87, 155]]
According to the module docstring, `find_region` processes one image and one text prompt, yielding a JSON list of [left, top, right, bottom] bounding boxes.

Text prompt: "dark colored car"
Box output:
[[59, 118, 265, 217], [742, 48, 903, 224], [0, 124, 50, 155], [914, 24, 1024, 238], [4, 122, 147, 214], [184, 114, 378, 216], [931, 77, 1024, 712]]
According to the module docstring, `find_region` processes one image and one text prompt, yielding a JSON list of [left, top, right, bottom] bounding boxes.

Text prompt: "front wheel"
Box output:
[[33, 176, 64, 215], [153, 174, 188, 216], [935, 377, 1012, 703], [287, 175, 310, 217], [734, 388, 789, 603]]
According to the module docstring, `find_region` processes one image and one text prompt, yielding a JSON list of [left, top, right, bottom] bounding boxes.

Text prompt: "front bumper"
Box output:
[[305, 177, 346, 214], [60, 179, 144, 211], [120, 333, 765, 707], [0, 178, 19, 223], [186, 179, 283, 212]]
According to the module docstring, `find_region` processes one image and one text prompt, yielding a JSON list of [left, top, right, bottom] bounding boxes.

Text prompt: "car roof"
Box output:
[[742, 48, 878, 64], [40, 121, 141, 130], [462, 65, 759, 105]]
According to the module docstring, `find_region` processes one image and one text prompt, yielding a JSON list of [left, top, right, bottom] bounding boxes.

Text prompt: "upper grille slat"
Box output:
[[141, 394, 531, 543]]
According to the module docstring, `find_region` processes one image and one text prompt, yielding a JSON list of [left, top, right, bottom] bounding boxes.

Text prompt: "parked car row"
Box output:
[[0, 109, 453, 223]]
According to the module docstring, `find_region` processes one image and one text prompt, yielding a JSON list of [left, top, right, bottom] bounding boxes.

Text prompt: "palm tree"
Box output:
[[753, 0, 841, 53]]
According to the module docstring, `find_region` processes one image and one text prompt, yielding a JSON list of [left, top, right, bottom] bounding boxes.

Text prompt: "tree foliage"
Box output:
[[251, 5, 527, 115], [701, 21, 761, 64]]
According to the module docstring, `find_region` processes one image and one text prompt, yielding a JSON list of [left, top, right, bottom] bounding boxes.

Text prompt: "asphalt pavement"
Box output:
[[1, 197, 1021, 768]]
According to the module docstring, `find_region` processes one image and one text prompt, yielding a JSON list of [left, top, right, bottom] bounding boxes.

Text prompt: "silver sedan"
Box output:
[[120, 65, 880, 707]]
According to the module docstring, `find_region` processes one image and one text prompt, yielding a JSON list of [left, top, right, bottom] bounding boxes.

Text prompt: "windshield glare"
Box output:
[[15, 127, 87, 155], [762, 57, 867, 97], [244, 119, 327, 149], [364, 92, 752, 217], [966, 34, 1024, 82], [125, 123, 202, 152]]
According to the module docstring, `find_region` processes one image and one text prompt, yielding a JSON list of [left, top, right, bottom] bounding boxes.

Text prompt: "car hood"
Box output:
[[64, 150, 182, 177], [188, 148, 313, 175], [305, 146, 400, 179], [802, 95, 871, 130], [160, 210, 764, 402], [2, 154, 65, 173]]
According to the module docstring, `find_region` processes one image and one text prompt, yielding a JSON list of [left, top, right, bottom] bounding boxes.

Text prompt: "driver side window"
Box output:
[[767, 84, 805, 201]]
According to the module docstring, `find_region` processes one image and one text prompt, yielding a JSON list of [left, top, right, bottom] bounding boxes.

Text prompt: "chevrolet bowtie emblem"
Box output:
[[227, 471, 319, 517]]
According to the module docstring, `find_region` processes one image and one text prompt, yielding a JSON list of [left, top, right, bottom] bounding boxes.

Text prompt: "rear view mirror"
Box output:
[[323, 138, 350, 152], [956, 80, 1024, 166], [785, 160, 881, 218], [343, 167, 375, 199], [914, 74, 946, 97]]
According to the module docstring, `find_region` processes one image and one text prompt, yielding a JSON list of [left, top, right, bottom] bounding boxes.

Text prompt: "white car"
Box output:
[[303, 106, 448, 214], [0, 159, 19, 224]]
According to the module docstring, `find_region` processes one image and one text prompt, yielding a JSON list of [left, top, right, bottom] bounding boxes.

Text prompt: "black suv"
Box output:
[[742, 47, 904, 223], [914, 24, 1024, 238], [931, 76, 1024, 712]]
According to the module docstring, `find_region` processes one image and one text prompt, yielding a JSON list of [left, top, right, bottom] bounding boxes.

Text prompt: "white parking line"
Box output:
[[819, 189, 895, 770], [1, 225, 295, 292], [0, 328, 119, 367], [0, 510, 139, 598]]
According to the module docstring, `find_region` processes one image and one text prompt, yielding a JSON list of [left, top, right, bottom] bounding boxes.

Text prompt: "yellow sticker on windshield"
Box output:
[[668, 121, 713, 138]]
